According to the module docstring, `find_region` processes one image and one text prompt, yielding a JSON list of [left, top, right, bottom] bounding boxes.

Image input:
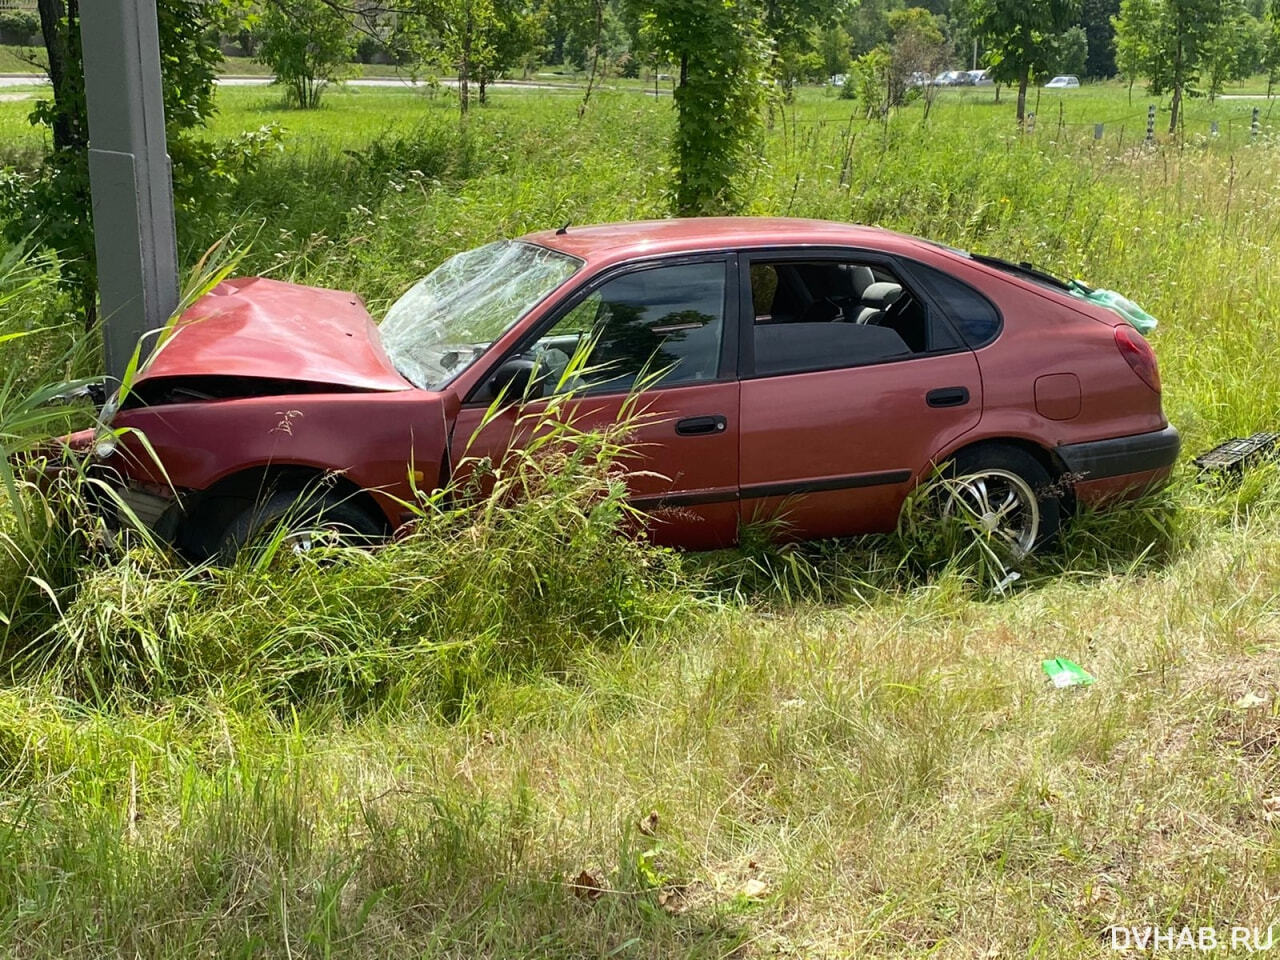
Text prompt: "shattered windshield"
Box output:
[[379, 240, 582, 391]]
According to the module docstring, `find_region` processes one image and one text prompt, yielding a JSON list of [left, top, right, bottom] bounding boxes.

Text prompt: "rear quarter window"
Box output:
[[909, 263, 1003, 349]]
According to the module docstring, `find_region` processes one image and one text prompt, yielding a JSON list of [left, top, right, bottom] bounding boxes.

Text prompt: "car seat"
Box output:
[[854, 281, 903, 325]]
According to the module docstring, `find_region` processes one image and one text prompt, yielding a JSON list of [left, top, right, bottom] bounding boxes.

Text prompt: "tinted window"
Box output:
[[910, 263, 1002, 348], [748, 258, 958, 376], [532, 261, 726, 395]]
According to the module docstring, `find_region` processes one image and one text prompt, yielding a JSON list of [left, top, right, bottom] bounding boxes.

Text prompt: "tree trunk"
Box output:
[[479, 74, 487, 105], [1016, 68, 1028, 126], [1169, 37, 1183, 134], [459, 8, 472, 116], [36, 0, 84, 151], [578, 0, 603, 119]]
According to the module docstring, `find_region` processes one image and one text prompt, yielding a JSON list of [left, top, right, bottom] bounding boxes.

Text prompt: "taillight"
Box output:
[[1114, 325, 1160, 393]]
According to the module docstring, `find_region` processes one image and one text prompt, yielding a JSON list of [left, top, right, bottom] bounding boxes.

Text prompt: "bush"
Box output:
[[0, 10, 38, 43], [255, 0, 355, 108]]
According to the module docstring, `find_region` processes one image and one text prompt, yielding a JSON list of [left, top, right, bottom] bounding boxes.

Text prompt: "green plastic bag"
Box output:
[[1041, 657, 1095, 688], [1067, 280, 1158, 335]]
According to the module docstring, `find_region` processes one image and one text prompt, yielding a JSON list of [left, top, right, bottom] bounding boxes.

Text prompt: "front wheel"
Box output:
[[209, 489, 385, 564]]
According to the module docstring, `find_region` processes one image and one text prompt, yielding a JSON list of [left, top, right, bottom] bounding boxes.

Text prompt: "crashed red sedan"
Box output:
[[83, 218, 1179, 560]]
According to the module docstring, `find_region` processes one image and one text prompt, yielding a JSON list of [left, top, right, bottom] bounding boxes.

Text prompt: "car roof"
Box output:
[[523, 218, 928, 268]]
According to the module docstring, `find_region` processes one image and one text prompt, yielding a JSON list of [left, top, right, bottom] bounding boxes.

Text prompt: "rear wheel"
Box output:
[[207, 489, 385, 564], [938, 445, 1062, 561]]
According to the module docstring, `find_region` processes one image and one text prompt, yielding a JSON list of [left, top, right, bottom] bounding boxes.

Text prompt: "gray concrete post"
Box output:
[[79, 0, 179, 385]]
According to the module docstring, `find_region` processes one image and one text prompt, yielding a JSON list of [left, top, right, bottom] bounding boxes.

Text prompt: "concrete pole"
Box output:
[[78, 0, 179, 385]]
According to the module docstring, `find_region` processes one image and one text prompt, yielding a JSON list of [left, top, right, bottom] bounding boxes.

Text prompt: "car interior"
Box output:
[[531, 262, 726, 393], [749, 261, 931, 375]]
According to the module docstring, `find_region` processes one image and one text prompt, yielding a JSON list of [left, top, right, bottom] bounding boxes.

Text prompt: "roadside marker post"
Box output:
[[1145, 104, 1155, 145]]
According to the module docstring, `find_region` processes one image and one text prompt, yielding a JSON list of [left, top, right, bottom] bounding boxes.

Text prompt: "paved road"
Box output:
[[0, 73, 602, 93]]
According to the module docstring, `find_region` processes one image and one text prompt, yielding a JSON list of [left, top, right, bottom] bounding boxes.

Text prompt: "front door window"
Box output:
[[532, 261, 727, 395]]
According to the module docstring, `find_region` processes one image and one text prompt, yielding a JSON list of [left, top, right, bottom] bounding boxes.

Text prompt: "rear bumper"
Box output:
[[1056, 424, 1181, 480]]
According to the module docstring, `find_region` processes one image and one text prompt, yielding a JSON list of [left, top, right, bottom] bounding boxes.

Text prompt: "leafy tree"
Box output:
[[474, 0, 544, 101], [1264, 0, 1280, 94], [1082, 0, 1120, 75], [617, 0, 849, 213], [1112, 0, 1154, 99], [629, 0, 769, 214], [543, 0, 609, 68], [398, 0, 542, 113], [887, 7, 950, 113], [1113, 0, 1231, 132], [818, 24, 853, 79], [967, 0, 1080, 124], [1204, 5, 1262, 99], [1050, 23, 1089, 74], [847, 0, 898, 56], [256, 0, 355, 108], [849, 47, 893, 117], [1, 0, 222, 322], [777, 34, 826, 97]]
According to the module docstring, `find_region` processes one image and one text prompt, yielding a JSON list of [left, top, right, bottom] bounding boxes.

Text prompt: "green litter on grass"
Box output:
[[1042, 657, 1095, 688]]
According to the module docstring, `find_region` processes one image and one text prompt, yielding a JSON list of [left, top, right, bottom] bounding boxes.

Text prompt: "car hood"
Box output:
[[138, 276, 412, 393]]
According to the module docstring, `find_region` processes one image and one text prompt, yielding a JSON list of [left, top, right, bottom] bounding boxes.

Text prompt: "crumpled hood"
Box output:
[[138, 277, 412, 393]]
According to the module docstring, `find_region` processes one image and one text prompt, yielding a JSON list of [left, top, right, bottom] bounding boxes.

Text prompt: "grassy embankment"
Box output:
[[1, 81, 1279, 956]]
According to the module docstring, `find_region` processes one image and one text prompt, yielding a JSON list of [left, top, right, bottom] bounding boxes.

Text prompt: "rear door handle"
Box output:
[[926, 387, 970, 408], [676, 415, 728, 436]]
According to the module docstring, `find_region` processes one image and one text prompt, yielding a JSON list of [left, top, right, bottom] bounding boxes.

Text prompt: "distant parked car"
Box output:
[[66, 218, 1179, 562], [908, 72, 932, 87], [967, 70, 993, 86], [1045, 75, 1080, 89], [829, 74, 848, 88], [932, 71, 966, 86]]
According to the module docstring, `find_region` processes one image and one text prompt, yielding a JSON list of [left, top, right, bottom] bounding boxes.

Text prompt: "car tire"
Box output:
[[941, 444, 1062, 559], [211, 489, 385, 564]]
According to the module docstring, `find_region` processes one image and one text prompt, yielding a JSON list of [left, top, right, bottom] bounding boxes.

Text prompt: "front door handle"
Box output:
[[676, 415, 728, 436], [926, 387, 970, 408]]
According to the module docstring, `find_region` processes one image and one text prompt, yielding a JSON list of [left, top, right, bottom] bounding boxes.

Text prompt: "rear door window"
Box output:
[[745, 257, 963, 377]]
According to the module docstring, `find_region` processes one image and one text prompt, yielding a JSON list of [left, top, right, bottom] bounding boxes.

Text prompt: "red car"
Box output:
[[86, 218, 1179, 560]]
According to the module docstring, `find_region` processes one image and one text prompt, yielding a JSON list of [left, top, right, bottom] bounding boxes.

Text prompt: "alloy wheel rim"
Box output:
[[942, 468, 1040, 561]]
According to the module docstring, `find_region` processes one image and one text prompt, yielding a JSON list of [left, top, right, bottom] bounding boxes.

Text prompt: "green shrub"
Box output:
[[0, 11, 38, 42]]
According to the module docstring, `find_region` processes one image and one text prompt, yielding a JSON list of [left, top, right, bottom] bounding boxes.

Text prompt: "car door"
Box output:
[[451, 255, 741, 549], [737, 249, 983, 540]]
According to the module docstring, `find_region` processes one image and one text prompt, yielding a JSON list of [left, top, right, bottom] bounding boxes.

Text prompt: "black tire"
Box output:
[[945, 444, 1062, 555], [210, 489, 385, 564]]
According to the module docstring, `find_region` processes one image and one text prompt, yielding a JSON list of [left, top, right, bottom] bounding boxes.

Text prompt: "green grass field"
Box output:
[[2, 79, 1280, 957]]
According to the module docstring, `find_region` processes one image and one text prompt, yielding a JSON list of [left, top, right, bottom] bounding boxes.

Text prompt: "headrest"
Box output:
[[851, 265, 876, 297], [861, 282, 903, 308]]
